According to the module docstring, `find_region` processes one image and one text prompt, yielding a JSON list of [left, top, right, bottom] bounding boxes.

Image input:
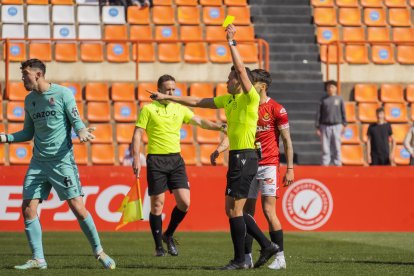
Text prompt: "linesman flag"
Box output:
[[115, 178, 144, 230]]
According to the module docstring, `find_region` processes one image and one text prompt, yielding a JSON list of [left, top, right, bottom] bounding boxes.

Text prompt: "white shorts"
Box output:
[[247, 165, 279, 199]]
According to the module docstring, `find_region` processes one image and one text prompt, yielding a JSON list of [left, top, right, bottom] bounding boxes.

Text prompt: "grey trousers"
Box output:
[[320, 124, 342, 166]]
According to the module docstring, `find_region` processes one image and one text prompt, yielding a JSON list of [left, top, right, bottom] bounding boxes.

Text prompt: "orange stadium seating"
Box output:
[[73, 144, 88, 165], [85, 83, 109, 102], [89, 123, 113, 143], [341, 144, 365, 165], [384, 103, 408, 122], [55, 43, 78, 62], [177, 6, 200, 25], [203, 6, 226, 25], [311, 0, 334, 7], [111, 83, 136, 102], [314, 8, 337, 26], [6, 101, 25, 122], [358, 102, 381, 123], [391, 123, 410, 143], [113, 102, 138, 122], [341, 123, 361, 144], [127, 6, 150, 25], [91, 144, 115, 165], [338, 8, 362, 26], [175, 0, 198, 5], [86, 102, 111, 122], [180, 125, 194, 144], [9, 143, 32, 165], [394, 145, 411, 165], [380, 84, 404, 103], [200, 144, 223, 165], [336, 0, 359, 7], [116, 124, 135, 144], [29, 43, 52, 62], [345, 101, 357, 122], [184, 43, 208, 63], [354, 84, 378, 102], [0, 144, 4, 164], [385, 0, 408, 8], [80, 43, 104, 62], [406, 85, 414, 102]]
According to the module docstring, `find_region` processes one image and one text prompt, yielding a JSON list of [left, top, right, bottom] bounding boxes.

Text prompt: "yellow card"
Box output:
[[222, 15, 235, 28]]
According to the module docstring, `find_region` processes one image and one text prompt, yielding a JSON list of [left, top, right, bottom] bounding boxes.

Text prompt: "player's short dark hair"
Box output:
[[325, 80, 337, 90], [376, 107, 385, 114], [157, 74, 175, 90], [251, 69, 272, 88], [20, 59, 46, 75], [230, 65, 254, 83]]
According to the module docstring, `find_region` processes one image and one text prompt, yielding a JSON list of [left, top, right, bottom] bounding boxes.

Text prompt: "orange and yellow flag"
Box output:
[[115, 178, 144, 231]]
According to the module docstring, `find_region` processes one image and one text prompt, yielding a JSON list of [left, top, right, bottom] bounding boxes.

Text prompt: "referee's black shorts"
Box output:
[[147, 153, 189, 196], [226, 149, 258, 199]]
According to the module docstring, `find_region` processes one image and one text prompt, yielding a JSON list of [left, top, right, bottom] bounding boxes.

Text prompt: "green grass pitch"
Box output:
[[0, 232, 413, 275]]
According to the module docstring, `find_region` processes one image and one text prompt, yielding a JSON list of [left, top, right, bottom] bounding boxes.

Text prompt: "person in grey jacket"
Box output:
[[403, 125, 414, 165], [315, 80, 347, 166]]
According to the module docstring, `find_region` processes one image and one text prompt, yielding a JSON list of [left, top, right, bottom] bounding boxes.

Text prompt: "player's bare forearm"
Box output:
[[200, 118, 222, 131], [281, 128, 294, 169], [132, 128, 143, 159], [217, 136, 229, 153], [403, 131, 414, 155]]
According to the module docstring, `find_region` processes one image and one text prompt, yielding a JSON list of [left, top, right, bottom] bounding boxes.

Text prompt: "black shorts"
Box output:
[[226, 149, 258, 199], [371, 154, 390, 165], [147, 153, 190, 196]]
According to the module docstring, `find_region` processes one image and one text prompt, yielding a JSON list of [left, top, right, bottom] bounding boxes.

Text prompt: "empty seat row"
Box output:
[[345, 101, 414, 123], [4, 41, 259, 63], [341, 122, 411, 144], [0, 0, 247, 6], [354, 83, 414, 103], [314, 7, 413, 27], [341, 144, 410, 165], [312, 0, 414, 8]]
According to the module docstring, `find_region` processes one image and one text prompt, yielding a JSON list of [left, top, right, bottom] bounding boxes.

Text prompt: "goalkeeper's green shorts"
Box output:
[[23, 153, 84, 201]]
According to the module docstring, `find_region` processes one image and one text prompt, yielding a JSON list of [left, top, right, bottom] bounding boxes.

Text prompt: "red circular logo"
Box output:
[[282, 179, 333, 230]]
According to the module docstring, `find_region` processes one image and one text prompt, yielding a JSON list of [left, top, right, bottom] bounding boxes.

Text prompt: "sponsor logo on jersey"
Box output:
[[32, 110, 57, 119], [257, 125, 271, 132], [280, 107, 287, 115], [71, 107, 80, 118], [49, 97, 56, 106], [262, 112, 271, 122]]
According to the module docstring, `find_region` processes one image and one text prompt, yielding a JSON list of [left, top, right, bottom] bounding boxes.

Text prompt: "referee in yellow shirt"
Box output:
[[132, 74, 224, 257], [147, 25, 278, 269]]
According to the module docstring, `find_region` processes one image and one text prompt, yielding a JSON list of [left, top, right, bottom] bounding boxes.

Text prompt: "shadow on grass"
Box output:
[[308, 260, 414, 266]]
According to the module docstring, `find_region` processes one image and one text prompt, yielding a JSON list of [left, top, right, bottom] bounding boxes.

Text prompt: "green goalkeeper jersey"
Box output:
[[7, 84, 85, 161]]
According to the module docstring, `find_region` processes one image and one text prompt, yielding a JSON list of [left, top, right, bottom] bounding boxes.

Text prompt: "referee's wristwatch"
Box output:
[[220, 124, 227, 133], [228, 39, 237, 46]]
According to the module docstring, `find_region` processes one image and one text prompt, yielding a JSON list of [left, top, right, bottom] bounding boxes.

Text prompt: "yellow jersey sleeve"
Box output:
[[136, 105, 150, 129], [182, 106, 194, 124], [214, 94, 230, 108]]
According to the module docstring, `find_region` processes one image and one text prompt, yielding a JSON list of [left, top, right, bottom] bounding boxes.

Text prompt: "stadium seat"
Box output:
[[380, 84, 404, 103], [354, 84, 378, 102], [342, 27, 365, 42], [87, 102, 111, 122], [209, 43, 232, 63], [384, 103, 408, 122], [215, 83, 227, 97], [345, 101, 357, 122], [118, 143, 130, 165], [7, 101, 25, 122], [180, 144, 197, 165], [73, 143, 88, 165], [388, 8, 411, 27], [0, 144, 4, 164], [55, 43, 78, 62], [51, 0, 74, 4], [4, 43, 26, 62], [394, 145, 411, 165], [116, 123, 135, 143], [175, 0, 197, 5], [177, 6, 200, 25], [29, 43, 52, 62], [138, 83, 157, 102], [411, 105, 414, 121], [227, 7, 251, 25], [152, 0, 172, 5], [184, 43, 208, 63], [1, 24, 24, 39], [7, 82, 27, 101], [371, 44, 395, 64], [391, 123, 410, 144], [360, 0, 383, 7], [28, 24, 51, 39], [52, 5, 75, 24], [345, 45, 369, 64], [234, 26, 255, 41], [127, 6, 150, 24], [107, 43, 130, 63], [1, 5, 24, 23], [313, 8, 337, 26], [91, 144, 115, 165], [152, 6, 175, 25], [200, 0, 222, 5], [27, 5, 49, 24], [202, 6, 225, 25], [196, 128, 221, 144], [130, 25, 153, 41], [180, 25, 203, 41], [320, 44, 344, 63], [0, 104, 3, 121], [102, 6, 126, 24], [9, 144, 32, 165], [85, 83, 109, 102], [53, 25, 76, 39], [317, 27, 339, 44], [7, 123, 25, 137], [397, 46, 414, 64], [341, 123, 360, 144], [60, 82, 82, 102], [406, 84, 414, 103], [361, 123, 369, 142], [77, 5, 100, 24], [205, 26, 227, 42], [80, 43, 104, 62], [341, 144, 365, 165], [367, 27, 390, 42], [175, 83, 188, 96], [224, 0, 247, 5], [155, 26, 178, 41], [392, 28, 414, 42], [219, 109, 227, 122], [114, 102, 138, 122], [358, 102, 381, 123], [385, 0, 408, 7], [190, 83, 214, 98], [364, 8, 386, 26], [238, 43, 259, 63], [338, 8, 362, 26], [336, 0, 359, 7], [104, 25, 128, 40], [89, 123, 113, 143], [179, 124, 194, 143], [311, 0, 334, 7], [193, 108, 217, 121], [158, 43, 181, 62], [111, 83, 135, 102], [76, 102, 85, 121], [132, 43, 156, 62], [78, 25, 101, 39], [27, 0, 48, 3]]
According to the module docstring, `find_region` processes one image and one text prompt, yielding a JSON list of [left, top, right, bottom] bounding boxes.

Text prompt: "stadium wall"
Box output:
[[0, 166, 413, 232]]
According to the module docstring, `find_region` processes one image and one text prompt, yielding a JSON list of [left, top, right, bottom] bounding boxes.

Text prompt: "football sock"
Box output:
[[243, 213, 271, 249], [78, 213, 103, 256], [244, 234, 253, 254], [229, 216, 246, 264], [149, 213, 163, 248], [164, 206, 187, 237], [270, 230, 284, 252], [24, 217, 45, 260]]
